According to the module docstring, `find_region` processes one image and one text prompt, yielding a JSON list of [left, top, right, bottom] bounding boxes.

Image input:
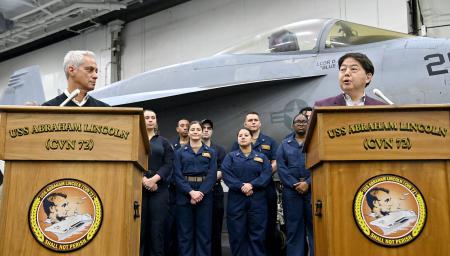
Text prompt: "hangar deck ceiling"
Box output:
[[0, 0, 189, 62], [0, 0, 449, 63]]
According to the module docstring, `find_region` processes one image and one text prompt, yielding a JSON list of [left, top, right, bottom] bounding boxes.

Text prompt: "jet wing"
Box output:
[[97, 87, 209, 106], [97, 74, 326, 107], [90, 54, 327, 106]]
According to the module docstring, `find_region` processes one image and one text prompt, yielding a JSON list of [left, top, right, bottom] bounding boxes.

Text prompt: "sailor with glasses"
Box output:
[[276, 113, 314, 256]]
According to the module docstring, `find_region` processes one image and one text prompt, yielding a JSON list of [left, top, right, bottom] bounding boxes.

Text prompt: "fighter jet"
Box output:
[[4, 18, 450, 146], [88, 18, 450, 145]]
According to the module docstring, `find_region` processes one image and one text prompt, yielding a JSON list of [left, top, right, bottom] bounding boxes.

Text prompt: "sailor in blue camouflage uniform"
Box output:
[[231, 112, 279, 256], [223, 127, 272, 256], [276, 113, 313, 256], [174, 121, 217, 256]]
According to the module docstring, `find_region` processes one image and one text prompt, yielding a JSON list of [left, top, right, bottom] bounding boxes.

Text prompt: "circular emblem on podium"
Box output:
[[353, 174, 426, 247], [28, 179, 103, 252]]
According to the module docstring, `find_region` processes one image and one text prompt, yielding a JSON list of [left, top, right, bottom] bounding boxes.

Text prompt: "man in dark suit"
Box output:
[[42, 50, 109, 107], [314, 52, 385, 106]]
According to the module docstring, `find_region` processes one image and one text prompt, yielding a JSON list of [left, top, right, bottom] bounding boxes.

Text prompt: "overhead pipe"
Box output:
[[11, 0, 63, 21], [1, 2, 126, 41], [0, 1, 137, 53], [0, 9, 109, 52]]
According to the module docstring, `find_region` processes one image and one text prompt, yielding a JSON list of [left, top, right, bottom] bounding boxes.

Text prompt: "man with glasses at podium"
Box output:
[[42, 50, 109, 107]]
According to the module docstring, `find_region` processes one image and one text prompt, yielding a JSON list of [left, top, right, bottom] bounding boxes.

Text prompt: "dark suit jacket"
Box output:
[[42, 93, 110, 107], [314, 93, 386, 107]]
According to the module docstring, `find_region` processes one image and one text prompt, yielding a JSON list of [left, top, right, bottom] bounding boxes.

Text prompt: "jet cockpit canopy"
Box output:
[[217, 19, 414, 55]]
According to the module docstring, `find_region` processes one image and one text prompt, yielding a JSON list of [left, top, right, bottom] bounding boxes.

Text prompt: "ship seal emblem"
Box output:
[[28, 178, 103, 252], [353, 174, 426, 247]]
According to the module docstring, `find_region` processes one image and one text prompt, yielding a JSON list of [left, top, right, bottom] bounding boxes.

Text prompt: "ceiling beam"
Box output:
[[12, 0, 62, 21], [0, 0, 191, 62]]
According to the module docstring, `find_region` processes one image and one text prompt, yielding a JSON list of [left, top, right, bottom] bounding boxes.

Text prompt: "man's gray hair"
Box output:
[[63, 50, 96, 78]]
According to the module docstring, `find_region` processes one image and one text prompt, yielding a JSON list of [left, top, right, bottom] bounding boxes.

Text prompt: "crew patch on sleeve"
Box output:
[[261, 144, 271, 150]]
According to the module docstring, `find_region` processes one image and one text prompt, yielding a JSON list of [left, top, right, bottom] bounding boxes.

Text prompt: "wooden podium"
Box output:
[[0, 106, 148, 255], [305, 105, 450, 255]]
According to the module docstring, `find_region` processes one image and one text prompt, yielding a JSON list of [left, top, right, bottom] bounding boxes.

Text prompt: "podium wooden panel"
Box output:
[[305, 105, 450, 256], [0, 106, 149, 255]]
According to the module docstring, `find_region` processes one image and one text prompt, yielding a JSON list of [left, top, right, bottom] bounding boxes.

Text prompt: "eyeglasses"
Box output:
[[293, 120, 308, 125]]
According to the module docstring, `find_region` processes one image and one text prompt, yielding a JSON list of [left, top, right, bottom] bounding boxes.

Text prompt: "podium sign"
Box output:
[[0, 106, 149, 255], [305, 105, 450, 255]]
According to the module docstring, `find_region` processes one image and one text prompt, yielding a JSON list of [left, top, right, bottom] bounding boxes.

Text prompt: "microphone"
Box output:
[[59, 89, 80, 106], [373, 88, 394, 105]]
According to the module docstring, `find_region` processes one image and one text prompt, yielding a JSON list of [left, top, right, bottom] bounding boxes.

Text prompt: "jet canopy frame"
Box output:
[[217, 19, 414, 55]]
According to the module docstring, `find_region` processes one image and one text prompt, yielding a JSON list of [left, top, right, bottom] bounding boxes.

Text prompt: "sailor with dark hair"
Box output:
[[174, 121, 217, 256], [42, 50, 109, 107], [200, 119, 226, 256], [165, 118, 190, 256], [277, 113, 313, 256], [172, 118, 190, 150], [140, 110, 174, 256], [284, 106, 313, 140], [231, 111, 279, 256], [299, 106, 313, 120], [222, 127, 272, 256]]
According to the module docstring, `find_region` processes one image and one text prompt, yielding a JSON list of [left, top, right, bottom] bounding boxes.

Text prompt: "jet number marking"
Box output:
[[424, 53, 450, 76]]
